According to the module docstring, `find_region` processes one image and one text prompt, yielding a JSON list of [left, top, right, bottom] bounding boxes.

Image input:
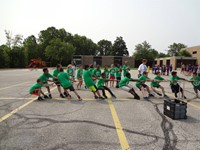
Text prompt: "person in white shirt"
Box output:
[[138, 59, 147, 77]]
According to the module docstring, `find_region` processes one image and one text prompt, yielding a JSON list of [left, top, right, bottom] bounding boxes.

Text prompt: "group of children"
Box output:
[[29, 63, 200, 101]]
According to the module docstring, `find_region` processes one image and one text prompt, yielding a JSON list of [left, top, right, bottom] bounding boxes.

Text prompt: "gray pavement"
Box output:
[[0, 69, 200, 150]]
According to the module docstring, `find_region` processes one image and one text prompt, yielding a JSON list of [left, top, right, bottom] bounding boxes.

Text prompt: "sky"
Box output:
[[0, 0, 200, 55]]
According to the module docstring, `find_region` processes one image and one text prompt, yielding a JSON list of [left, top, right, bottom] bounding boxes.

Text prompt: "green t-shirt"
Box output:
[[135, 75, 149, 87], [67, 68, 74, 77], [96, 77, 106, 88], [151, 76, 164, 87], [29, 83, 43, 93], [109, 68, 116, 77], [83, 70, 95, 87], [53, 68, 59, 81], [76, 68, 83, 79], [122, 65, 129, 76], [103, 70, 109, 79], [115, 67, 122, 78], [58, 72, 72, 88], [39, 73, 53, 84], [170, 76, 181, 85], [93, 69, 101, 78], [89, 68, 94, 75], [119, 77, 133, 87], [190, 76, 200, 87]]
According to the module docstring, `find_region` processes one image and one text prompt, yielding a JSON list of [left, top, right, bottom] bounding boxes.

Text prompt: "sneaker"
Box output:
[[60, 94, 65, 98], [77, 95, 82, 101], [149, 94, 154, 97], [98, 97, 105, 100], [48, 94, 52, 99], [134, 94, 140, 100], [37, 96, 44, 101], [164, 94, 169, 98], [175, 93, 178, 98], [182, 96, 187, 99], [43, 95, 48, 99], [64, 92, 68, 97], [94, 95, 98, 99], [104, 96, 108, 99], [143, 97, 149, 101], [156, 92, 162, 96]]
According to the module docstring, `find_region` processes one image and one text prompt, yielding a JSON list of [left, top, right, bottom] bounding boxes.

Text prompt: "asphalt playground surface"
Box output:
[[0, 69, 200, 150]]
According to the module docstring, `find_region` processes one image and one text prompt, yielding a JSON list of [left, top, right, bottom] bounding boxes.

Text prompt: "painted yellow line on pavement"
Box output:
[[0, 81, 30, 91], [166, 93, 200, 110], [54, 98, 130, 101], [108, 99, 130, 150], [0, 87, 57, 123]]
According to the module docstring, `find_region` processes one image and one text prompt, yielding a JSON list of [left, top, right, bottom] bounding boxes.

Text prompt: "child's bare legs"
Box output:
[[73, 90, 82, 100], [57, 85, 62, 94], [129, 88, 140, 99], [141, 86, 146, 98]]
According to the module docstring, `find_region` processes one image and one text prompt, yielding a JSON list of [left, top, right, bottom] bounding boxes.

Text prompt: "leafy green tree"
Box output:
[[179, 50, 192, 57], [158, 52, 170, 58], [9, 46, 25, 68], [45, 39, 75, 66], [167, 43, 187, 56], [97, 39, 112, 56], [0, 45, 10, 67], [23, 35, 40, 65], [112, 37, 129, 56], [72, 34, 97, 55], [133, 41, 159, 66]]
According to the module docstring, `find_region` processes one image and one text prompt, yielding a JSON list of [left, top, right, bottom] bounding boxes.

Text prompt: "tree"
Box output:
[[45, 39, 75, 66], [158, 52, 170, 58], [72, 34, 97, 55], [167, 43, 187, 56], [9, 46, 25, 68], [133, 41, 159, 66], [97, 39, 112, 56], [0, 45, 10, 67], [112, 37, 129, 56], [23, 35, 40, 65], [179, 50, 192, 57]]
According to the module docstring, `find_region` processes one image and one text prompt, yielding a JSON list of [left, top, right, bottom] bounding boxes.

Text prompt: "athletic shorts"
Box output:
[[64, 85, 75, 91], [110, 76, 115, 80], [137, 84, 147, 90], [31, 89, 39, 95], [121, 85, 132, 92], [54, 79, 61, 86], [170, 84, 183, 93], [116, 77, 121, 81], [89, 85, 98, 92]]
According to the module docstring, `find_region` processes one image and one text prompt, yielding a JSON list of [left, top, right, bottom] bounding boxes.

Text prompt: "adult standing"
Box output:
[[138, 59, 147, 77]]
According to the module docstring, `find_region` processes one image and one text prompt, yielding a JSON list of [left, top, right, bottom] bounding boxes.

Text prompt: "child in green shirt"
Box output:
[[96, 73, 116, 99], [39, 67, 56, 98], [170, 71, 186, 98], [76, 65, 83, 89], [66, 64, 75, 79], [119, 72, 140, 100], [115, 64, 122, 88], [135, 72, 154, 100], [83, 65, 104, 100], [109, 64, 116, 87], [103, 66, 110, 86], [151, 72, 168, 97], [53, 64, 65, 98], [29, 79, 48, 101], [58, 68, 82, 100], [190, 72, 200, 98], [93, 65, 101, 78]]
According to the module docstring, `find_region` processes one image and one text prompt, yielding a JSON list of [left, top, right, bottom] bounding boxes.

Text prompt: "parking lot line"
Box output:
[[108, 99, 130, 150], [54, 98, 130, 101], [166, 93, 200, 110], [0, 97, 33, 100], [0, 87, 57, 123], [0, 81, 30, 91]]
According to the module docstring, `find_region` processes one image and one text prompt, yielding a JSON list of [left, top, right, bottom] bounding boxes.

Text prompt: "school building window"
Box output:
[[193, 51, 197, 54]]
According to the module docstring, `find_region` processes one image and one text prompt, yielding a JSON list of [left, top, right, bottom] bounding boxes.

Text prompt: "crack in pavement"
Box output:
[[149, 101, 178, 150]]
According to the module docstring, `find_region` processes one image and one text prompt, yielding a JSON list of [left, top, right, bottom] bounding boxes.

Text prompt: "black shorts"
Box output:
[[171, 84, 183, 93], [64, 85, 75, 91], [137, 84, 147, 90], [54, 79, 61, 86], [116, 77, 121, 81], [194, 86, 200, 93]]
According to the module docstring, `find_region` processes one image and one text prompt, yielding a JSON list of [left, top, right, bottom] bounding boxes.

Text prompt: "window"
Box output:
[[193, 51, 197, 54]]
